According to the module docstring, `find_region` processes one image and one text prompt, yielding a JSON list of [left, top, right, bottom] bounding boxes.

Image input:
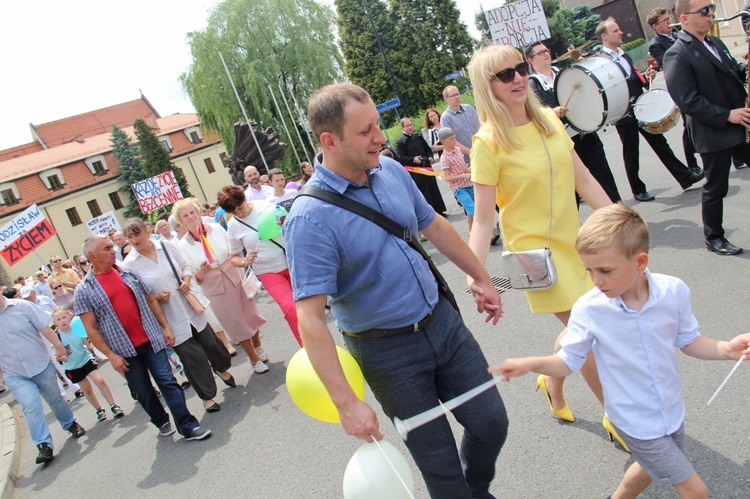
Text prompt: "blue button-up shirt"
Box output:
[[557, 270, 700, 439], [74, 266, 166, 357], [0, 298, 55, 378], [284, 156, 437, 333]]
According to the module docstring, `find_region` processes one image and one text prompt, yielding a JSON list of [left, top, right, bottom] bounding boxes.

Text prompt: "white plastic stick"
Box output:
[[707, 357, 745, 405], [393, 376, 501, 441], [370, 437, 415, 499]]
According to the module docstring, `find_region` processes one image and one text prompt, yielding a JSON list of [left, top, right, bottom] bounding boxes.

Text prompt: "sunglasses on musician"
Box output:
[[491, 62, 530, 83], [684, 3, 716, 16]]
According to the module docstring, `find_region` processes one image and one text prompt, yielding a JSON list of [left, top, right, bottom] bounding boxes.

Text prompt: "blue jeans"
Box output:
[[124, 343, 199, 436], [5, 361, 76, 447], [344, 295, 508, 498]]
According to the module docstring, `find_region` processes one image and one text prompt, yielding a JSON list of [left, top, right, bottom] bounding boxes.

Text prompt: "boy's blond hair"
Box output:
[[52, 305, 72, 316], [576, 203, 649, 258]]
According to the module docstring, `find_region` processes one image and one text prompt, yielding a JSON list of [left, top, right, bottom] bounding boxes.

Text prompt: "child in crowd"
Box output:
[[52, 307, 125, 422], [493, 203, 750, 498], [437, 127, 474, 230]]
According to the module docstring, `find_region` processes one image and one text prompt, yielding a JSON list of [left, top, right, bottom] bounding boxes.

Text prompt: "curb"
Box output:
[[0, 404, 20, 499]]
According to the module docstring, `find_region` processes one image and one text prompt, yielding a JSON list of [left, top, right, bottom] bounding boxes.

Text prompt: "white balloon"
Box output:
[[343, 440, 415, 499]]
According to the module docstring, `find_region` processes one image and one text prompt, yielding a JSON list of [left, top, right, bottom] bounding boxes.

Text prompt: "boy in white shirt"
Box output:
[[494, 203, 750, 499], [266, 168, 297, 212]]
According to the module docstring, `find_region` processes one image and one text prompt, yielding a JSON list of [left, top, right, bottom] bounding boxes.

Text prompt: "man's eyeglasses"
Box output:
[[531, 49, 551, 58], [80, 260, 89, 265], [684, 4, 715, 16], [655, 17, 671, 24], [52, 285, 63, 290], [491, 62, 530, 83]]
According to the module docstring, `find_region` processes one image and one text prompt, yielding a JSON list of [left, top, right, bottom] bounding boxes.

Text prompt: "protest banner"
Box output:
[[0, 204, 57, 266], [132, 170, 184, 214], [86, 211, 122, 235], [485, 0, 550, 49]]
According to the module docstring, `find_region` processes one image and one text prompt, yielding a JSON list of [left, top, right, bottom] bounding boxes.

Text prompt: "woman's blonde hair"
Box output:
[[171, 198, 203, 226], [469, 44, 555, 151]]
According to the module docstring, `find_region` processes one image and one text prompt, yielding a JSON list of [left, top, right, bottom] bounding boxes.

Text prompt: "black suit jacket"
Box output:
[[649, 32, 676, 69], [395, 133, 432, 167], [663, 31, 747, 153]]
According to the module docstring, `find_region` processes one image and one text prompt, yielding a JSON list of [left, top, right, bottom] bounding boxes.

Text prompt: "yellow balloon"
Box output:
[[286, 346, 365, 423]]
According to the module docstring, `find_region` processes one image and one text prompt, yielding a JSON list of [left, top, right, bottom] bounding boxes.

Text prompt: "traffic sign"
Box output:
[[376, 98, 400, 113], [445, 70, 464, 80]]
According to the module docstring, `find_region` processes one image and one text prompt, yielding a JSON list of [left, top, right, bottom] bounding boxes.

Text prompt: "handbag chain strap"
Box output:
[[539, 129, 554, 249]]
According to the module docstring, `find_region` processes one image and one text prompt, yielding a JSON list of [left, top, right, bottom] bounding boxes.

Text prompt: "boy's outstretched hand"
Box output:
[[489, 359, 531, 381], [726, 333, 750, 361]]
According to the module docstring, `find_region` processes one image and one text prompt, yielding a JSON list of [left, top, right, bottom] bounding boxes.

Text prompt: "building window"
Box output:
[[87, 200, 102, 218], [0, 189, 19, 206], [109, 191, 123, 210], [39, 168, 66, 190], [184, 126, 203, 144], [85, 155, 109, 176], [66, 207, 82, 226], [219, 152, 227, 166], [159, 137, 173, 153], [204, 157, 216, 173], [0, 182, 20, 206]]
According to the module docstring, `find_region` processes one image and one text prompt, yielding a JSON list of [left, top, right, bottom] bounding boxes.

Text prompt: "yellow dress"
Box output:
[[471, 108, 592, 314]]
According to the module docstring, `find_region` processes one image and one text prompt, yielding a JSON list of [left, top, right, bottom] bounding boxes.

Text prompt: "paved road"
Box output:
[[7, 116, 750, 498]]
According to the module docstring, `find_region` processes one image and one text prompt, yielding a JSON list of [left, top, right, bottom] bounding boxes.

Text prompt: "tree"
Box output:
[[110, 124, 145, 218], [132, 119, 192, 217], [181, 0, 343, 175], [474, 5, 492, 44]]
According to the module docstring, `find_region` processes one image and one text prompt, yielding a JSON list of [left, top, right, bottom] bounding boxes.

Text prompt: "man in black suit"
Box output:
[[647, 7, 704, 176], [664, 0, 750, 255], [597, 18, 704, 202]]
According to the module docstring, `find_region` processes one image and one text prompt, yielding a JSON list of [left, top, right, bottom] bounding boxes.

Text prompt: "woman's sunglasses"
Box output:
[[52, 285, 63, 290], [684, 3, 715, 16], [491, 62, 530, 83], [80, 260, 90, 265]]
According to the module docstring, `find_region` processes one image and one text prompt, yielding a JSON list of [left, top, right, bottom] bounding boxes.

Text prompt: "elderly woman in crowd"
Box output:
[[173, 198, 269, 374], [467, 45, 612, 431], [121, 218, 235, 412], [218, 185, 301, 347]]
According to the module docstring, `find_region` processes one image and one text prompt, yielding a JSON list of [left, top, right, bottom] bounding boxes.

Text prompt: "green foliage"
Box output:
[[474, 5, 491, 44], [542, 0, 600, 59], [180, 0, 343, 175], [132, 119, 193, 217], [622, 38, 647, 52], [110, 124, 145, 218]]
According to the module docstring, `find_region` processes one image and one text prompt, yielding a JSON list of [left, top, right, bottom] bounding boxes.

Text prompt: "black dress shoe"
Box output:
[[680, 171, 705, 190], [218, 372, 236, 388], [67, 421, 86, 439], [205, 402, 221, 413], [634, 191, 656, 202], [689, 166, 703, 175], [735, 162, 749, 170], [35, 443, 54, 464], [706, 238, 743, 255]]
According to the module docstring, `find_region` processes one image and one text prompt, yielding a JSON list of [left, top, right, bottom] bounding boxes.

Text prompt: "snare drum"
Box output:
[[555, 56, 630, 134], [633, 89, 680, 134]]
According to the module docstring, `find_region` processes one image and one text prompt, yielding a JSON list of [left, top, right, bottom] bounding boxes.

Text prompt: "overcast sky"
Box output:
[[0, 0, 488, 151]]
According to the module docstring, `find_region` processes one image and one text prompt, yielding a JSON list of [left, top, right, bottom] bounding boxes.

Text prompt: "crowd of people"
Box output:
[[1, 2, 749, 495]]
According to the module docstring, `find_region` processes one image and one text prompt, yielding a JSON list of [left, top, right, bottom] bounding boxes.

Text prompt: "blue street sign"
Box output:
[[445, 70, 464, 80], [376, 98, 400, 113]]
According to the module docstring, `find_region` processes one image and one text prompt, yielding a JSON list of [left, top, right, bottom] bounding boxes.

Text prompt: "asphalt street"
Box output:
[[6, 107, 750, 498]]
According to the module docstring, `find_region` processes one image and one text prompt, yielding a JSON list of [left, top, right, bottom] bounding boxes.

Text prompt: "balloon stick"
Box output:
[[393, 376, 501, 441], [707, 357, 745, 405], [370, 437, 415, 499]]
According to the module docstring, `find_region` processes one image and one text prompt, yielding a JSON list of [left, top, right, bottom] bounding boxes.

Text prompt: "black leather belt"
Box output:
[[341, 312, 432, 338]]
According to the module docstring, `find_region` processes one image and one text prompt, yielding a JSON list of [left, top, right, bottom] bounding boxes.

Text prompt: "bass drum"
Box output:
[[555, 56, 630, 134]]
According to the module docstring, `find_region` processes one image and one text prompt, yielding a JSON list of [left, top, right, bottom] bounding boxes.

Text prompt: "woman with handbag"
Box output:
[[217, 185, 302, 347], [121, 218, 236, 413], [173, 198, 270, 374], [466, 45, 614, 430]]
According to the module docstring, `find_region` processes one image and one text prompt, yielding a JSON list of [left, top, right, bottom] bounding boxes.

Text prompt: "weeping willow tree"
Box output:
[[180, 0, 344, 174]]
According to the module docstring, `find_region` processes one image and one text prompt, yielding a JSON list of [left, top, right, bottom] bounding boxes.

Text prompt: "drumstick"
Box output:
[[563, 83, 581, 108], [707, 357, 746, 405]]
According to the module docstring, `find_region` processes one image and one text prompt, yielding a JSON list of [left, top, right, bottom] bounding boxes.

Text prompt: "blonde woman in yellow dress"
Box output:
[[467, 45, 615, 435]]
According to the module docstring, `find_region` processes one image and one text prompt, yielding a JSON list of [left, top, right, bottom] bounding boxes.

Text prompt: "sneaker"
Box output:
[[252, 361, 269, 374], [35, 443, 54, 464], [255, 346, 268, 362], [110, 404, 125, 419], [67, 421, 86, 438], [74, 390, 85, 399], [185, 426, 212, 441], [158, 421, 176, 437], [96, 408, 107, 422]]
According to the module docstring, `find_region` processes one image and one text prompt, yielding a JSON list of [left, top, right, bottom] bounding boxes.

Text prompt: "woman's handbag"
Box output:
[[161, 241, 207, 313], [242, 267, 262, 299], [502, 130, 558, 291]]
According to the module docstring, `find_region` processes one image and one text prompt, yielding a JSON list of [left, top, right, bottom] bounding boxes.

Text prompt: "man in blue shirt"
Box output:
[[285, 83, 508, 499], [0, 294, 86, 464]]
